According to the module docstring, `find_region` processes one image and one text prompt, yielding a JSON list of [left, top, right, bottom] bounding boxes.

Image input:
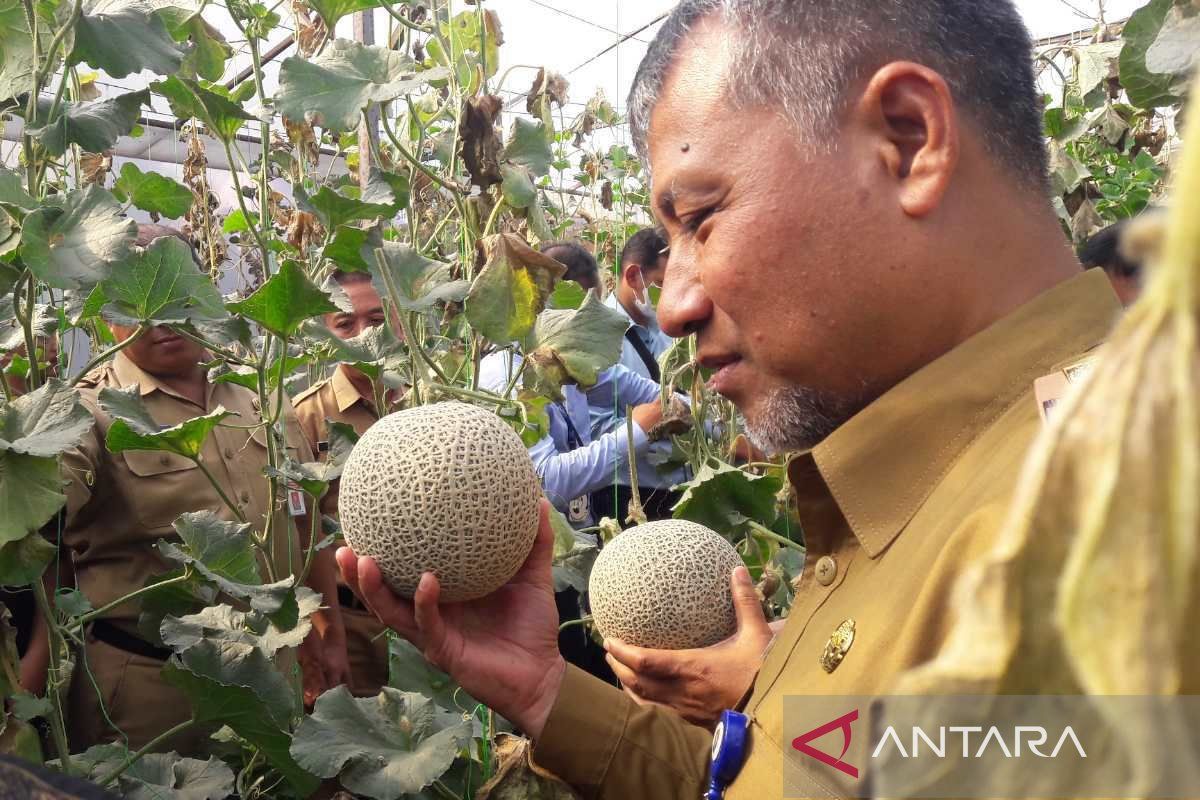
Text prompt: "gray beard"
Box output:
[[744, 385, 872, 456]]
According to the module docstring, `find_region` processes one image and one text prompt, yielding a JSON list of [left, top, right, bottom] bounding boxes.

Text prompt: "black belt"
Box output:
[[90, 620, 172, 662], [337, 585, 367, 612]]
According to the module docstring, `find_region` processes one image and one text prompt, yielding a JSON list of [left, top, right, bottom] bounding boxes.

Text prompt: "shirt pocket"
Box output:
[[120, 451, 208, 531]]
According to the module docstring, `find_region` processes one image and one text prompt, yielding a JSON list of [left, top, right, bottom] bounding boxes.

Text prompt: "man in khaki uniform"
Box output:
[[294, 270, 392, 696], [336, 1, 1125, 798], [22, 233, 348, 754]]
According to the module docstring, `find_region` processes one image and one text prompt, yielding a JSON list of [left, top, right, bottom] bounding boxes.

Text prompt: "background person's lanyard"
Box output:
[[558, 403, 591, 524]]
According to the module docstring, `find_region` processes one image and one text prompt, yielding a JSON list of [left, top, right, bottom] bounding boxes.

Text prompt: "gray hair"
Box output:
[[628, 0, 1049, 191]]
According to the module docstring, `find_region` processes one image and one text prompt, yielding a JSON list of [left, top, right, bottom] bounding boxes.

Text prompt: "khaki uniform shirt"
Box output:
[[62, 352, 313, 625], [532, 270, 1121, 799], [292, 364, 380, 517]]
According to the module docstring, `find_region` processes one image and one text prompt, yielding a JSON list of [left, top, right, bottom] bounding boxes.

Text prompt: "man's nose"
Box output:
[[656, 249, 711, 339]]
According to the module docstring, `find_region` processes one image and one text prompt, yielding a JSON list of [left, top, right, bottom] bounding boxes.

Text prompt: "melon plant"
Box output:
[[339, 401, 543, 602], [588, 520, 743, 650]]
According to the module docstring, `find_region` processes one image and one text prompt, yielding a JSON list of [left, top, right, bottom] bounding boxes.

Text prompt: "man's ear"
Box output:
[[622, 264, 642, 290], [855, 62, 959, 218]]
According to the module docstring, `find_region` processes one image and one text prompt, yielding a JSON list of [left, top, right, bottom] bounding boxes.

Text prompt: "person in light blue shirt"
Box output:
[[477, 352, 665, 526], [593, 228, 690, 519]]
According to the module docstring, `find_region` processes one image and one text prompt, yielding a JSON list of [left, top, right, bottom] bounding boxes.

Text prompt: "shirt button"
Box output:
[[159, 454, 170, 466], [239, 490, 251, 504], [224, 448, 234, 460], [815, 555, 838, 586]]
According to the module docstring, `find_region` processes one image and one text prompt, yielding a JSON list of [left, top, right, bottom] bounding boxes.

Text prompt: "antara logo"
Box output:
[[791, 710, 1089, 779], [791, 709, 860, 779]]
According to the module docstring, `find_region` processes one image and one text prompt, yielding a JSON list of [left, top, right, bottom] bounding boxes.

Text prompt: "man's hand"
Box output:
[[604, 566, 775, 728], [336, 499, 566, 738], [630, 402, 664, 435]]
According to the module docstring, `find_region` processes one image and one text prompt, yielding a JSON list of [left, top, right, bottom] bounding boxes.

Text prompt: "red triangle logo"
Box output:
[[791, 708, 860, 779]]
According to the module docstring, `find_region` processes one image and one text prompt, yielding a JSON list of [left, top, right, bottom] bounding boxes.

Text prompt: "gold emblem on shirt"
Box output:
[[821, 618, 856, 674]]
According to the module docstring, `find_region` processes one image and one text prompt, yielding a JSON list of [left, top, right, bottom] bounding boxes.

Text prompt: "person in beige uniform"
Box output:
[[293, 270, 393, 696], [21, 229, 348, 754], [336, 1, 1126, 798]]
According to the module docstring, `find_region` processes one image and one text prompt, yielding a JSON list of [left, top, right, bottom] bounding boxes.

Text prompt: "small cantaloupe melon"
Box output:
[[339, 401, 542, 602], [588, 519, 743, 650]]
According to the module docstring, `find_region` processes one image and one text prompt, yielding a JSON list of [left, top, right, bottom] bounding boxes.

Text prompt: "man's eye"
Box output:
[[681, 207, 714, 233]]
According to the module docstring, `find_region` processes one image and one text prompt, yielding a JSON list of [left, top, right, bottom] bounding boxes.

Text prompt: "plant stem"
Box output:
[[194, 457, 248, 523], [32, 578, 72, 775], [747, 520, 805, 554], [481, 197, 506, 237], [20, 273, 42, 390], [431, 780, 460, 800], [426, 383, 510, 406], [558, 614, 592, 632], [624, 411, 645, 525], [380, 112, 461, 193], [220, 137, 272, 265], [68, 325, 144, 386], [21, 0, 41, 195], [0, 368, 12, 401], [72, 573, 191, 629], [97, 718, 196, 786]]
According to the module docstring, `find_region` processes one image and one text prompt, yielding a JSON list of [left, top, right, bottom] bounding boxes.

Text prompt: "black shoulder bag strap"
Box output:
[[624, 327, 661, 382]]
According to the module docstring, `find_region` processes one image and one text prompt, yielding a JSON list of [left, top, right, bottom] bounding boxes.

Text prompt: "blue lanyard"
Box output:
[[706, 710, 750, 799]]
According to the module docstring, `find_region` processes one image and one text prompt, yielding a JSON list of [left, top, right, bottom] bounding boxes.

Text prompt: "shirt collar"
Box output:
[[111, 351, 209, 407], [332, 363, 371, 414], [793, 269, 1121, 558]]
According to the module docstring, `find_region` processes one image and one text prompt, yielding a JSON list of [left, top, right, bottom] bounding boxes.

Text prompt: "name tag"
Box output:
[[287, 488, 307, 516], [1034, 355, 1098, 425]]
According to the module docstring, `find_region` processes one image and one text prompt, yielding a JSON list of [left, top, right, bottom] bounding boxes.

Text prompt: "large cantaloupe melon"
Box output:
[[588, 519, 743, 649], [338, 401, 542, 602]]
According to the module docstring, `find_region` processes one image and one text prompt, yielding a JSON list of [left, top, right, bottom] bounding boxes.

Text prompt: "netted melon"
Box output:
[[339, 401, 542, 602], [588, 520, 743, 649]]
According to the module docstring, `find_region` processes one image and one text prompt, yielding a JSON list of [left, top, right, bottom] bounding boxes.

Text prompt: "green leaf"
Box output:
[[362, 169, 411, 212], [386, 637, 476, 713], [466, 234, 565, 345], [0, 452, 64, 546], [500, 164, 537, 209], [672, 462, 783, 539], [70, 0, 194, 78], [1048, 143, 1092, 197], [548, 280, 585, 310], [222, 209, 250, 234], [100, 236, 224, 327], [27, 89, 148, 156], [0, 0, 56, 103], [163, 658, 319, 796], [20, 186, 137, 290], [502, 118, 553, 177], [0, 165, 36, 216], [9, 690, 52, 721], [323, 224, 382, 272], [306, 0, 381, 35], [113, 162, 194, 219], [370, 241, 469, 312], [161, 597, 319, 658], [1144, 6, 1200, 78], [0, 531, 56, 586], [179, 16, 231, 81], [290, 686, 473, 800], [119, 752, 235, 800], [154, 75, 254, 142], [157, 511, 305, 624], [55, 588, 93, 617], [227, 259, 339, 337], [0, 378, 93, 457], [212, 352, 309, 392], [1075, 40, 1124, 97], [103, 400, 231, 462], [522, 291, 628, 391], [277, 38, 449, 132], [1119, 0, 1195, 110], [295, 184, 394, 230], [549, 505, 598, 592], [301, 319, 407, 381]]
